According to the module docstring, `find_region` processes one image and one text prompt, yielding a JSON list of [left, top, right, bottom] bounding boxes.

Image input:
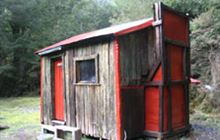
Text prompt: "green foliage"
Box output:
[[110, 0, 162, 24], [164, 0, 211, 18], [190, 1, 220, 113], [191, 5, 220, 83], [0, 0, 114, 96], [0, 0, 220, 100]]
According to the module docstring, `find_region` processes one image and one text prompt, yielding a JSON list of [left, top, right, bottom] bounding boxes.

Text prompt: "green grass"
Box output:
[[0, 97, 94, 140], [0, 97, 219, 140], [0, 97, 40, 140]]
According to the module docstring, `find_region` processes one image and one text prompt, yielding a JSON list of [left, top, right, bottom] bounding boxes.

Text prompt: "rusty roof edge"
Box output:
[[37, 46, 62, 56], [35, 34, 115, 56], [35, 18, 153, 55]]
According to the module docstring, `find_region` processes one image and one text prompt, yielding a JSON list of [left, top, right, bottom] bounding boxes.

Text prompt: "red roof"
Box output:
[[36, 18, 153, 54]]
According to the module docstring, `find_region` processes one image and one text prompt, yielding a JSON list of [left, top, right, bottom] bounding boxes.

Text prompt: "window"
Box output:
[[74, 54, 99, 84]]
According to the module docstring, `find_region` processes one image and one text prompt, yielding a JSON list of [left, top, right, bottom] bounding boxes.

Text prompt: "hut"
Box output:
[[36, 2, 190, 140]]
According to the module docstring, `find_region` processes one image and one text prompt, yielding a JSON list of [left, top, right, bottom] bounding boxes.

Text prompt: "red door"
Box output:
[[53, 58, 64, 121]]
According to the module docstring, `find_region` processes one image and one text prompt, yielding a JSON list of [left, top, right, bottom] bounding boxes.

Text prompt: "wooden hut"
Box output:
[[36, 2, 190, 140]]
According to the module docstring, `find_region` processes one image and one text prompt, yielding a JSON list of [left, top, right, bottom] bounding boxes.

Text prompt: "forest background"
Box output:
[[0, 0, 220, 113]]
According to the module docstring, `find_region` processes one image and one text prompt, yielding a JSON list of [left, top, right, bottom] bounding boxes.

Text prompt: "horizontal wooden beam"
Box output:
[[144, 79, 189, 88], [165, 38, 189, 48], [170, 80, 188, 85], [144, 81, 162, 86], [145, 80, 189, 87], [143, 124, 191, 138], [143, 130, 164, 138]]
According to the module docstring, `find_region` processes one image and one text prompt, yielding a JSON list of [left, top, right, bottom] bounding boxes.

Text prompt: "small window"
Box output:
[[74, 54, 99, 84], [76, 59, 96, 83]]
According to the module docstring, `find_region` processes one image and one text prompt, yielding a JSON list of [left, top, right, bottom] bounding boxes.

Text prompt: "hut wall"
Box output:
[[41, 41, 116, 139], [118, 28, 157, 138], [119, 28, 159, 86], [64, 50, 75, 127], [65, 41, 116, 139], [41, 56, 54, 125]]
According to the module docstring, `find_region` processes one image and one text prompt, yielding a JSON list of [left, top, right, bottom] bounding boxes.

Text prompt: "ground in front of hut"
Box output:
[[0, 97, 219, 140]]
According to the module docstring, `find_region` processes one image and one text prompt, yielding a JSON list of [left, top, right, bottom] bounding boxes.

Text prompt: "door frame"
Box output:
[[50, 53, 66, 123]]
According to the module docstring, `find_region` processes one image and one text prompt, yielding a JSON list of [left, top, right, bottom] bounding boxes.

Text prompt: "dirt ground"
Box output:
[[188, 110, 220, 140], [0, 97, 219, 140]]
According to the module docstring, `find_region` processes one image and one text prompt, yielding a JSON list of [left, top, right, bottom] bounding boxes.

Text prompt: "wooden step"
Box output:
[[40, 124, 81, 140], [52, 120, 65, 126], [55, 125, 81, 140], [41, 124, 56, 134]]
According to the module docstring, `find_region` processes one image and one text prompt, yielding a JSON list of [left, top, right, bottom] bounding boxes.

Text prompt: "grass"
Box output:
[[0, 97, 219, 140], [0, 97, 92, 140], [0, 97, 40, 140]]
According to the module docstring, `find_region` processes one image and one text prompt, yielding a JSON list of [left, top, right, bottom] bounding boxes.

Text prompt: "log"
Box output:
[[0, 125, 9, 130]]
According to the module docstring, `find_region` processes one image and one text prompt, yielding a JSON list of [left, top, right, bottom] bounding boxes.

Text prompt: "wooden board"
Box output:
[[41, 57, 53, 125], [64, 50, 76, 126], [41, 41, 116, 139], [121, 87, 145, 139], [144, 3, 190, 139], [118, 28, 159, 86], [72, 41, 116, 139]]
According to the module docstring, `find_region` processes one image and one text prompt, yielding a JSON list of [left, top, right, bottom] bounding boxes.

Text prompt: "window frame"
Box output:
[[73, 54, 99, 86]]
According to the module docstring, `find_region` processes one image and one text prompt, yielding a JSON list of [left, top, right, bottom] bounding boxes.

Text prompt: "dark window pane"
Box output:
[[77, 59, 96, 83]]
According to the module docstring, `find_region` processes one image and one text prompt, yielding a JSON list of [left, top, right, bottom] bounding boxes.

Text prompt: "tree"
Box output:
[[110, 0, 161, 24], [0, 0, 114, 96]]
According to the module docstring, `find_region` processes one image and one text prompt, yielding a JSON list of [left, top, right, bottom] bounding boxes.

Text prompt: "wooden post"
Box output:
[[114, 39, 123, 140]]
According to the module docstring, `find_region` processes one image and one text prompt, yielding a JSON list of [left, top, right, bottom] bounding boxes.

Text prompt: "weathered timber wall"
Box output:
[[118, 28, 157, 86], [41, 41, 116, 139], [118, 28, 157, 139], [121, 87, 145, 139], [67, 41, 116, 139], [64, 50, 75, 127], [41, 56, 53, 125]]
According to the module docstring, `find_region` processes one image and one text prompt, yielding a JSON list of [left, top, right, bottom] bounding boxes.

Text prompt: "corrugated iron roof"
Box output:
[[36, 18, 153, 55]]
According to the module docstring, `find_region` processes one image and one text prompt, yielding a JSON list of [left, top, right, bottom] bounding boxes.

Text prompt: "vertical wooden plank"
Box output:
[[84, 46, 89, 135], [166, 53, 173, 132], [88, 87, 92, 136], [102, 43, 108, 138], [43, 57, 48, 124], [93, 85, 99, 137], [89, 86, 94, 136], [106, 42, 111, 138], [84, 86, 88, 135], [109, 41, 117, 139], [82, 86, 86, 134], [70, 50, 76, 127], [153, 2, 165, 135], [40, 57, 44, 124], [183, 47, 188, 127], [61, 53, 67, 124], [186, 19, 191, 126], [44, 57, 53, 125], [75, 87, 81, 130], [159, 86, 164, 133], [64, 52, 70, 126], [114, 39, 123, 140]]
